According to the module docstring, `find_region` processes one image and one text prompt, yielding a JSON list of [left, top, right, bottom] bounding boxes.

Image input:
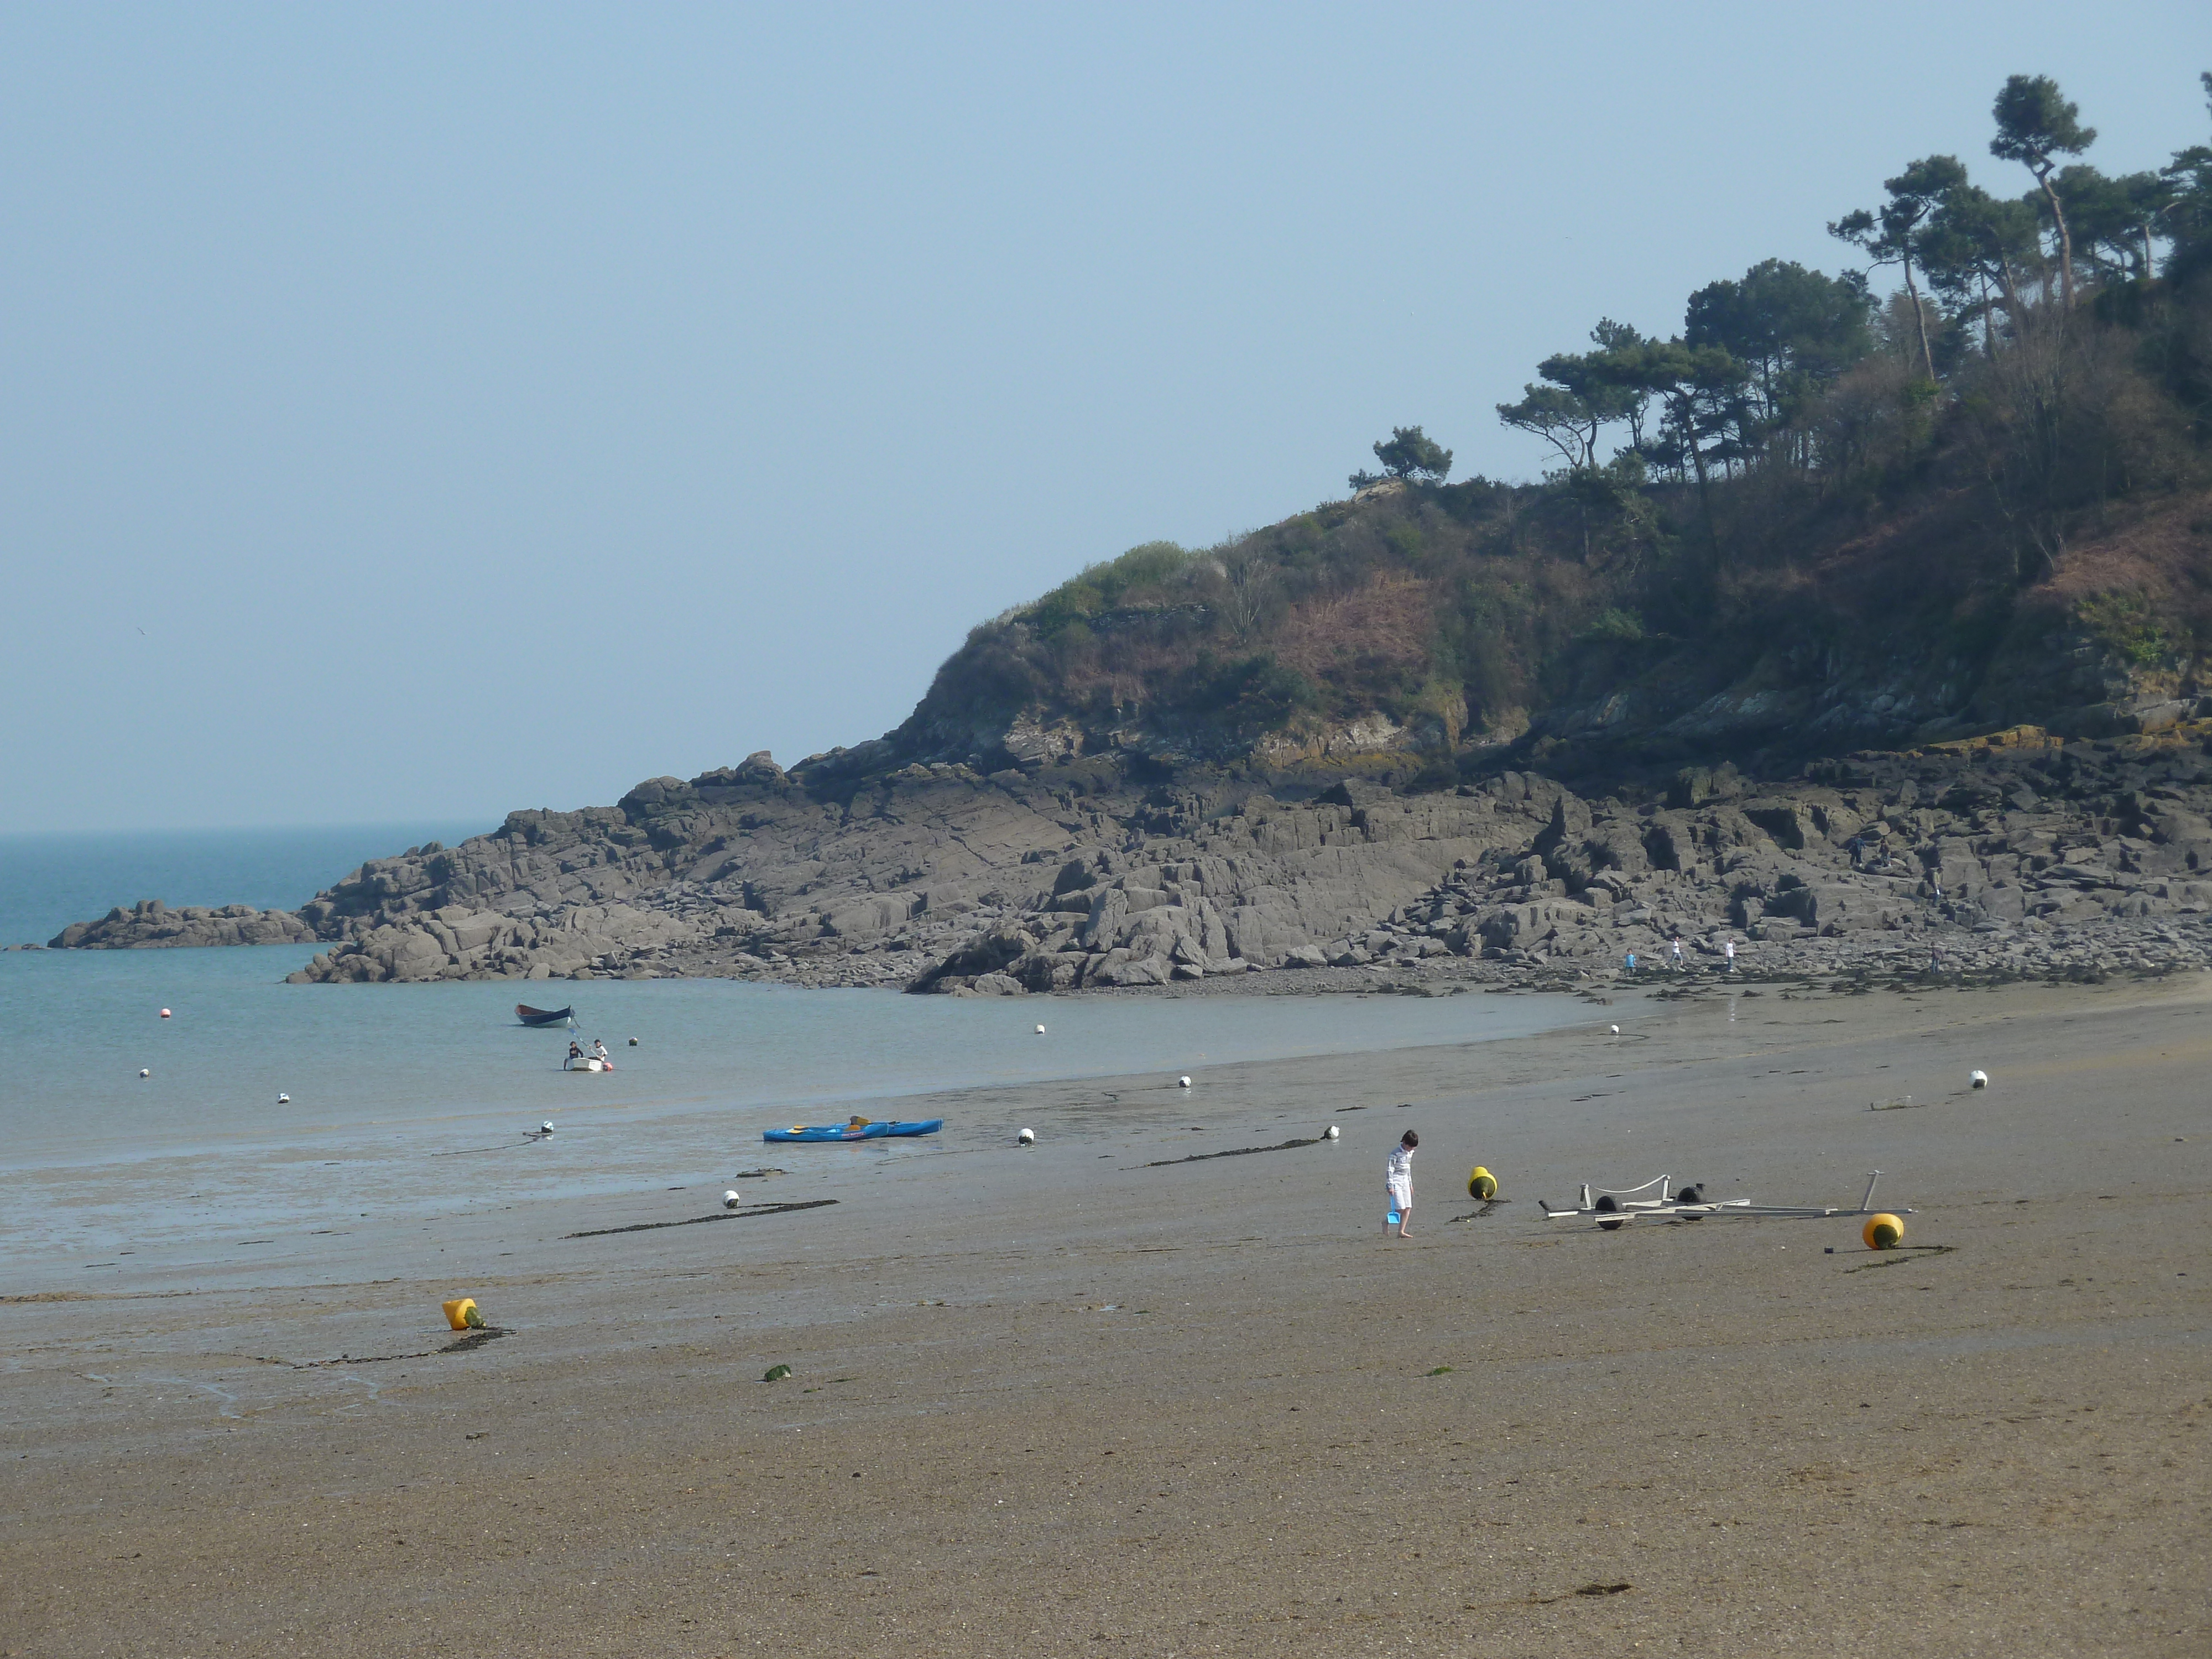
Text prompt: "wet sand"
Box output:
[[3, 977, 2207, 1656]]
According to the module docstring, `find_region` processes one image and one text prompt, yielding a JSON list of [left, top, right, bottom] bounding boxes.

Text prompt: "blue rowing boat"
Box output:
[[763, 1119, 943, 1143]]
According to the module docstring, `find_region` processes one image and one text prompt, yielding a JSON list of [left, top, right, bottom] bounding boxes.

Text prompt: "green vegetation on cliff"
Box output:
[[899, 73, 2212, 782]]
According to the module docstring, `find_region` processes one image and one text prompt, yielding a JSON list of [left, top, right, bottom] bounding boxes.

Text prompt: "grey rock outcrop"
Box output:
[[48, 720, 2212, 997], [267, 758, 1529, 989], [904, 784, 1527, 994], [900, 719, 2212, 992], [49, 900, 317, 950]]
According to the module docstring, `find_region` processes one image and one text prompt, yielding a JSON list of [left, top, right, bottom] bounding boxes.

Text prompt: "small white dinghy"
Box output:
[[566, 1056, 613, 1073]]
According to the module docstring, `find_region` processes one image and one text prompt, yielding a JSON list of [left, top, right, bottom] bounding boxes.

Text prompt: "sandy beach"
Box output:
[[3, 974, 2207, 1656]]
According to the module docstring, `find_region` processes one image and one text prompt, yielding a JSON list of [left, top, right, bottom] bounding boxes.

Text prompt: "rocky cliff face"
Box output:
[[1355, 728, 2212, 969], [890, 722, 2212, 993], [254, 753, 1533, 987]]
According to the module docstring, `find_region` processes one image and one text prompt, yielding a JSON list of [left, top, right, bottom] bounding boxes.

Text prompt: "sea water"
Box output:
[[0, 822, 489, 947], [0, 828, 1596, 1276]]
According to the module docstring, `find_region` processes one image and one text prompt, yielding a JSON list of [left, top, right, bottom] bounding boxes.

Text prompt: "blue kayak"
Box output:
[[763, 1119, 943, 1143]]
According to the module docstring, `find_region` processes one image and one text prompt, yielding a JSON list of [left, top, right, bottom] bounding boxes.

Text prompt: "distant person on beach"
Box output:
[[1670, 935, 1684, 971], [1724, 938, 1737, 972], [1385, 1130, 1417, 1239], [1625, 951, 1638, 974]]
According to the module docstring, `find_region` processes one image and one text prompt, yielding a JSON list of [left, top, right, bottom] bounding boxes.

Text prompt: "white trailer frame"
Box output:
[[1538, 1171, 1912, 1228]]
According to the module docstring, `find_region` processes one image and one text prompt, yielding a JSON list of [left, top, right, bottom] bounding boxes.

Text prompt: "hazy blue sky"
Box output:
[[4, 3, 2204, 834]]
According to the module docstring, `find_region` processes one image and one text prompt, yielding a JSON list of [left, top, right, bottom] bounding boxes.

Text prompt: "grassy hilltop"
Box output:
[[890, 73, 2212, 791]]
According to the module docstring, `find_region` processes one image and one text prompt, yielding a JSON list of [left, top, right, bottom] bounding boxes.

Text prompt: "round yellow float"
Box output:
[[441, 1296, 484, 1330], [1468, 1166, 1498, 1200], [1862, 1212, 1905, 1250]]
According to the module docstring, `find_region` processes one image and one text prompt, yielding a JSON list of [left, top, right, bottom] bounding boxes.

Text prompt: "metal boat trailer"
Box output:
[[1538, 1171, 1912, 1230]]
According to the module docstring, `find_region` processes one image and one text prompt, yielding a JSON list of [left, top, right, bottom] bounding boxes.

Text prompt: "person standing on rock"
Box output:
[[1385, 1131, 1417, 1240], [1670, 935, 1684, 972]]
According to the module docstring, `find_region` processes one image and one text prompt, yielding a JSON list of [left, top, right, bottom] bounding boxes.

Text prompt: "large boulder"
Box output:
[[620, 776, 693, 815], [822, 892, 924, 939], [906, 926, 1030, 994]]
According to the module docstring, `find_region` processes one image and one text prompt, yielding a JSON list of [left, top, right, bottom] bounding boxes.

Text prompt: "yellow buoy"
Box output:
[[441, 1297, 482, 1331], [1468, 1165, 1498, 1200], [1862, 1213, 1904, 1250]]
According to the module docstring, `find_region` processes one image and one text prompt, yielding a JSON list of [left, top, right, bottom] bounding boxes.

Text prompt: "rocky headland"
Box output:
[[46, 81, 2212, 1001], [47, 478, 2212, 994]]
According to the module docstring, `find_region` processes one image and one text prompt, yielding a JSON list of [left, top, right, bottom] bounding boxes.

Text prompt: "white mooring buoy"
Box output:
[[1017, 1127, 1036, 1145], [722, 1190, 741, 1209], [1969, 1069, 1989, 1089], [1035, 1024, 1046, 1035], [277, 1093, 290, 1104], [1325, 1124, 1340, 1140], [1177, 1076, 1192, 1089], [139, 1068, 150, 1079]]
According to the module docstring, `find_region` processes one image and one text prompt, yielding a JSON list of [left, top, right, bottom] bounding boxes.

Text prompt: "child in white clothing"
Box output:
[[1385, 1130, 1417, 1239]]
